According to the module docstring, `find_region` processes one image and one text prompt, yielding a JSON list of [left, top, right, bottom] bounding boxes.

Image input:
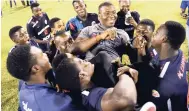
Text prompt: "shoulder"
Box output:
[[88, 13, 98, 17], [117, 28, 129, 36], [88, 13, 98, 16], [27, 17, 34, 24], [9, 45, 17, 53], [81, 24, 96, 31], [67, 17, 78, 23], [131, 11, 140, 17], [116, 29, 130, 42], [117, 11, 125, 17]]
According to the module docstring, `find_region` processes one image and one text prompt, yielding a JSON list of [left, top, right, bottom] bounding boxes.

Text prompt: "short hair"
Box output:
[[118, 0, 131, 4], [164, 21, 186, 50], [9, 26, 22, 39], [6, 45, 33, 81], [72, 0, 84, 6], [138, 19, 155, 31], [52, 53, 81, 91], [52, 54, 84, 107], [30, 3, 40, 10], [98, 2, 113, 13], [49, 17, 61, 28]]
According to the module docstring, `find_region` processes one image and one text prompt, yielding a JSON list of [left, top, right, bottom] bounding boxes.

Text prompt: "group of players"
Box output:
[[6, 0, 189, 111]]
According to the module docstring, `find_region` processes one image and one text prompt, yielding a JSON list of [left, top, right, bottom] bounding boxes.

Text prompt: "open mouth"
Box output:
[[143, 35, 148, 41]]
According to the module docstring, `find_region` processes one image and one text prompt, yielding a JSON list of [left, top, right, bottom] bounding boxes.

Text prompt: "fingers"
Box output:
[[105, 27, 117, 40], [117, 66, 129, 77], [133, 36, 147, 49], [129, 68, 138, 83]]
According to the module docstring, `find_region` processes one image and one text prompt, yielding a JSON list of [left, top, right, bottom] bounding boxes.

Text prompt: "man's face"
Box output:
[[12, 28, 30, 45], [98, 5, 117, 28], [151, 25, 166, 49], [30, 46, 51, 74], [66, 53, 94, 87], [52, 20, 65, 35], [54, 35, 73, 53], [135, 24, 154, 42], [119, 0, 130, 13], [32, 6, 43, 17], [73, 1, 87, 18]]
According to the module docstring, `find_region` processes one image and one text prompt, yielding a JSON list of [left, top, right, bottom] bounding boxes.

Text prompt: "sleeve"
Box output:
[[77, 26, 90, 38], [180, 1, 188, 10], [65, 20, 79, 38], [132, 11, 140, 23], [65, 21, 70, 31], [27, 23, 37, 39], [82, 88, 107, 111]]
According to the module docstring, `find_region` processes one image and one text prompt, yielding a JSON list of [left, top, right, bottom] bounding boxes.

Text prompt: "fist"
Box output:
[[132, 36, 147, 49], [100, 27, 117, 40]]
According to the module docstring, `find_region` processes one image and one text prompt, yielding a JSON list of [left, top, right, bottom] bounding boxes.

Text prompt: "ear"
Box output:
[[12, 39, 19, 44], [31, 65, 40, 74], [161, 35, 168, 43]]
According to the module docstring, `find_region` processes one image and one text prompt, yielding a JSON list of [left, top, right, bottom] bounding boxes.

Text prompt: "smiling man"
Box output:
[[27, 3, 51, 52], [66, 0, 99, 39]]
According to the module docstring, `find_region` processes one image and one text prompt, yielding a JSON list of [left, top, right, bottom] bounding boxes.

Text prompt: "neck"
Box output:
[[81, 82, 93, 91], [26, 73, 46, 85], [147, 42, 151, 49], [78, 13, 87, 21], [100, 23, 112, 29], [157, 44, 178, 60], [18, 41, 30, 45]]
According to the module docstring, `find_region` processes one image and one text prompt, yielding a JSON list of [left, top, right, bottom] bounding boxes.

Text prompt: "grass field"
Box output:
[[1, 0, 188, 110]]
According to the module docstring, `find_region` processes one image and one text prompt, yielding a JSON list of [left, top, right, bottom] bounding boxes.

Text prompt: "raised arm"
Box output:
[[67, 27, 117, 55]]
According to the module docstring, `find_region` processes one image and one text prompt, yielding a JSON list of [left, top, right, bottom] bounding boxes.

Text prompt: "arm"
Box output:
[[101, 74, 137, 111], [67, 27, 116, 54], [67, 35, 102, 54]]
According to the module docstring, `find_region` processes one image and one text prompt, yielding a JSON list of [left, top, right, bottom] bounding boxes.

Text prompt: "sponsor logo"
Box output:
[[152, 90, 160, 98]]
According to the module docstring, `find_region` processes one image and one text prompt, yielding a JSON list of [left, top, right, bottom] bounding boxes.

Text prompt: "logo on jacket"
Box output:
[[152, 90, 160, 98], [45, 20, 47, 24], [22, 101, 32, 111]]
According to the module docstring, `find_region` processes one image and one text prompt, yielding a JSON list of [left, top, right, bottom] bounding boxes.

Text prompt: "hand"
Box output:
[[133, 36, 147, 49], [117, 66, 138, 83], [99, 27, 117, 41], [127, 17, 137, 28], [117, 66, 130, 76], [128, 68, 138, 83]]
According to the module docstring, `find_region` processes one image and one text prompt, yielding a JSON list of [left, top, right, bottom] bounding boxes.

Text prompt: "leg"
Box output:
[[14, 0, 16, 6], [10, 0, 12, 8], [21, 0, 25, 6], [26, 0, 30, 6], [90, 51, 118, 88]]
